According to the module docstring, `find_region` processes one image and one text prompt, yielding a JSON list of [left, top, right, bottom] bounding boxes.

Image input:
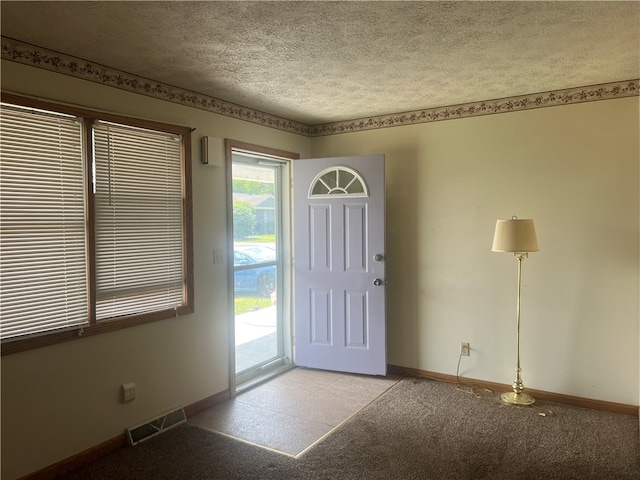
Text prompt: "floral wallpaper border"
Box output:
[[2, 37, 638, 137], [310, 79, 640, 136]]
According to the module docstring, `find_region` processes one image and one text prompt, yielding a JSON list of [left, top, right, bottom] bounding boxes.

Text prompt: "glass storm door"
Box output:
[[232, 152, 289, 384]]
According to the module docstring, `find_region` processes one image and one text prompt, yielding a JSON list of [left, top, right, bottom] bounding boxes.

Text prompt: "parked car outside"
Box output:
[[234, 244, 276, 297]]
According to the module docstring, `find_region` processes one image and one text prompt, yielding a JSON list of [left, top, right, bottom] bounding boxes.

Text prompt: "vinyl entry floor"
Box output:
[[188, 367, 399, 457]]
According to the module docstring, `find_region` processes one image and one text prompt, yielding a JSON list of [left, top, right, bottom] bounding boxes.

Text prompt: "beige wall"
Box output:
[[2, 59, 639, 479], [311, 97, 639, 407], [0, 61, 311, 480]]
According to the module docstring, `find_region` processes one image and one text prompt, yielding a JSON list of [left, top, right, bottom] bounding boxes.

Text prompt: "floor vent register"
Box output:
[[126, 407, 186, 446]]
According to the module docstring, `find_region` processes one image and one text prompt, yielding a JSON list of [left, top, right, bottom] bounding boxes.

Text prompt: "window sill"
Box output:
[[1, 305, 194, 356]]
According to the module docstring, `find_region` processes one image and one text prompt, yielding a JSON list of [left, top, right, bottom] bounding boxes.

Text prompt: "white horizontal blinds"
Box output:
[[93, 121, 184, 320], [0, 104, 88, 341]]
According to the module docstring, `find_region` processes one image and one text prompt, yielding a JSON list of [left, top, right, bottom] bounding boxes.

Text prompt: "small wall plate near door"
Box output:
[[121, 382, 136, 402]]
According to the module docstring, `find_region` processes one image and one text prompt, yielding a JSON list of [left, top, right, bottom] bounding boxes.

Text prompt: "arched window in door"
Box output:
[[308, 166, 368, 198]]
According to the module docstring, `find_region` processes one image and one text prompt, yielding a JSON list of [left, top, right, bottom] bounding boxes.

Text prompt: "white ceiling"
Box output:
[[1, 1, 638, 125]]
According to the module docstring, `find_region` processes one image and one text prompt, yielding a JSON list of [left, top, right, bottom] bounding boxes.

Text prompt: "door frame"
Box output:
[[224, 140, 299, 396]]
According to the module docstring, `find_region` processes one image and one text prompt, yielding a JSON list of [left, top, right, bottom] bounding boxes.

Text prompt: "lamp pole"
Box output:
[[501, 252, 535, 405]]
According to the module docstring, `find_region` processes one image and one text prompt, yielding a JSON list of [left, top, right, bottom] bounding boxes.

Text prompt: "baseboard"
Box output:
[[19, 388, 231, 480], [387, 364, 638, 417], [183, 388, 231, 418], [18, 434, 127, 480]]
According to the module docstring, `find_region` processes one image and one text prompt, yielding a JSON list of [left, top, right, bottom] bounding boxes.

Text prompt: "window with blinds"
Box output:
[[0, 96, 193, 353], [93, 122, 185, 320], [0, 104, 89, 340]]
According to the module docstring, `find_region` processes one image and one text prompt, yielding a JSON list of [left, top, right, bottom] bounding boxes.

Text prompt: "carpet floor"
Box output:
[[60, 378, 640, 480]]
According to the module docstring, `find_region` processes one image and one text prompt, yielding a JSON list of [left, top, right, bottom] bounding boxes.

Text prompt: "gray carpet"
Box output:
[[61, 378, 640, 479]]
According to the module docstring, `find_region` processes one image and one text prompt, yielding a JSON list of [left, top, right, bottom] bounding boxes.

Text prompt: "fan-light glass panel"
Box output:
[[309, 166, 368, 198]]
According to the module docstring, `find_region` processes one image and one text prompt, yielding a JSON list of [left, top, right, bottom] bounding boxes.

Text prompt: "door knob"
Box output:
[[373, 253, 384, 262], [373, 278, 384, 286]]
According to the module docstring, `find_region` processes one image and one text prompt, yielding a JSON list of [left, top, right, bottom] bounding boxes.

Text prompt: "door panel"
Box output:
[[294, 155, 385, 375], [310, 205, 331, 270], [345, 204, 366, 271], [310, 289, 331, 344], [346, 291, 367, 347]]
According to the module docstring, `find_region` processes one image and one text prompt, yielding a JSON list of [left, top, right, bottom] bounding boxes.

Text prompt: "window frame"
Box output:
[[1, 93, 194, 355]]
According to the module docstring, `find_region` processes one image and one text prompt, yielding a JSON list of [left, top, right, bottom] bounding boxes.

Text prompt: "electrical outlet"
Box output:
[[460, 342, 470, 356]]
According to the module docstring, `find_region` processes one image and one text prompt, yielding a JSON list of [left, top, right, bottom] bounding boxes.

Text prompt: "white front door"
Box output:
[[293, 155, 386, 375]]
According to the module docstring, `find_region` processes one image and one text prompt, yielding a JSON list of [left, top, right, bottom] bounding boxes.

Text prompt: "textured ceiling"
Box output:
[[1, 1, 639, 125]]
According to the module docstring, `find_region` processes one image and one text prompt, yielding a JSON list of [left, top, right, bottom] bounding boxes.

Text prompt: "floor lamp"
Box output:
[[492, 216, 539, 406]]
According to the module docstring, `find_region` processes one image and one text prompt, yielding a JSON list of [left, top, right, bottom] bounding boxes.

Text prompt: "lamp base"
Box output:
[[501, 391, 535, 406]]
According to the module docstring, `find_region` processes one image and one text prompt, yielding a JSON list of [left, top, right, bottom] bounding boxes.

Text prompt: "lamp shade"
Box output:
[[492, 218, 539, 253]]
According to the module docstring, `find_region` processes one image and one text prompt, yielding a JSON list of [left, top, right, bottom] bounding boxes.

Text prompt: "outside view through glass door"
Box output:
[[232, 151, 289, 385]]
